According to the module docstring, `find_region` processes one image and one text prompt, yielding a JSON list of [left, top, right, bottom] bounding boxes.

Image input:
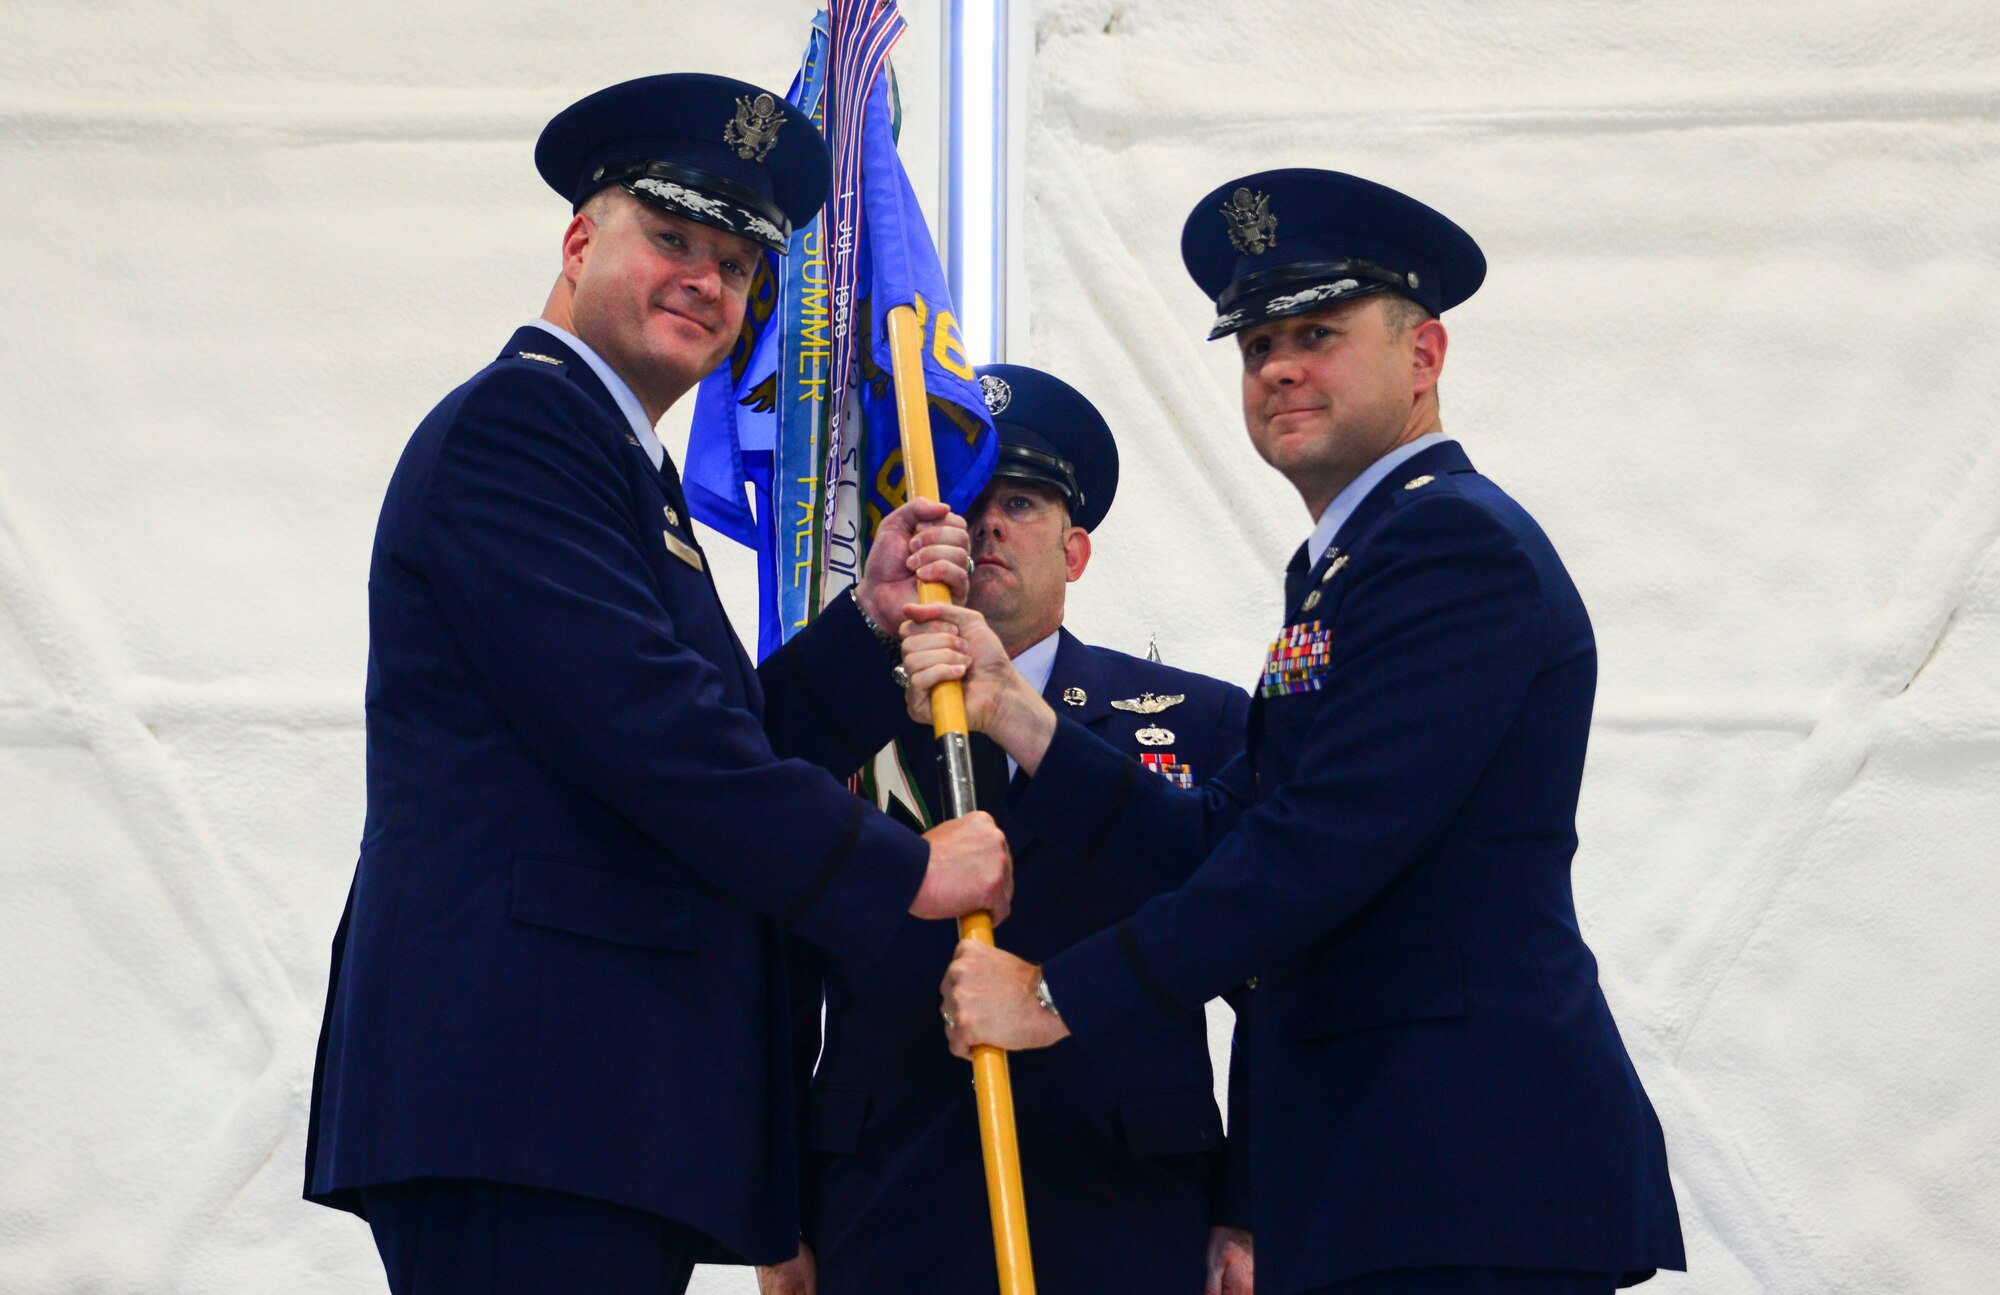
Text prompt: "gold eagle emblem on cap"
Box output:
[[1222, 187, 1277, 256], [1111, 692, 1185, 715], [725, 92, 785, 163]]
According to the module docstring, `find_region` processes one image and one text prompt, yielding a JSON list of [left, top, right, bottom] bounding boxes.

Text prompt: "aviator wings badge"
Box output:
[[1111, 692, 1185, 715], [725, 93, 785, 162], [1222, 187, 1277, 256]]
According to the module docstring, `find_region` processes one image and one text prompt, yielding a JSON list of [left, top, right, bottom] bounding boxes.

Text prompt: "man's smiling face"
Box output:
[[565, 192, 759, 410]]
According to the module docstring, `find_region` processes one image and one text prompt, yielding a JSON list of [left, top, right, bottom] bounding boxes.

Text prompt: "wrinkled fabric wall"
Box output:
[[0, 1, 1993, 1291]]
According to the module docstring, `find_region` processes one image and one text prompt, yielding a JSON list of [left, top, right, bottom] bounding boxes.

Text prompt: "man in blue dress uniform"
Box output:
[[758, 365, 1255, 1295], [302, 75, 1012, 1295], [912, 170, 1688, 1294]]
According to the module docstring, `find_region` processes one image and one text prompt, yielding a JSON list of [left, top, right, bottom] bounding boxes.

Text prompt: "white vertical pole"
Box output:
[[942, 0, 1009, 364]]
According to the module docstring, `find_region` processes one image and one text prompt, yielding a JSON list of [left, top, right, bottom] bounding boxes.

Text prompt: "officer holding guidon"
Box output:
[[908, 170, 1688, 1294], [766, 365, 1254, 1295], [304, 74, 1011, 1294]]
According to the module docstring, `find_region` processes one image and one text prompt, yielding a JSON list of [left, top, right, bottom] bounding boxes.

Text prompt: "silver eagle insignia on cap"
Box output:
[[1222, 187, 1277, 256], [724, 93, 785, 163], [1111, 692, 1184, 715], [979, 373, 1012, 415]]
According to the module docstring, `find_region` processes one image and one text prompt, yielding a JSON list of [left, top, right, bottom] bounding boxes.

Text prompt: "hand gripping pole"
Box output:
[[884, 303, 1038, 1295]]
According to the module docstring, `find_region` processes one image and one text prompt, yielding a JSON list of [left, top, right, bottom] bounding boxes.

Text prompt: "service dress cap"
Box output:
[[975, 364, 1120, 532], [1182, 168, 1485, 340], [536, 73, 831, 254]]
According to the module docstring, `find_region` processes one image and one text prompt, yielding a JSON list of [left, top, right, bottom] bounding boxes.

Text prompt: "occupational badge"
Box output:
[[663, 503, 680, 528], [1300, 590, 1321, 612], [1063, 687, 1087, 706], [1140, 752, 1194, 790], [1319, 553, 1348, 583], [1222, 187, 1278, 256], [979, 373, 1012, 415], [1110, 692, 1184, 715], [1134, 726, 1175, 747], [724, 92, 784, 162]]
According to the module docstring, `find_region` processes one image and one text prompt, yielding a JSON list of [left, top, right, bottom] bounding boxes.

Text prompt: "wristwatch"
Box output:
[[1035, 974, 1060, 1019]]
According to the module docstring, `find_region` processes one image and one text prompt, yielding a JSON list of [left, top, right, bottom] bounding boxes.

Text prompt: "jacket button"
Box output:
[[1245, 976, 1259, 990]]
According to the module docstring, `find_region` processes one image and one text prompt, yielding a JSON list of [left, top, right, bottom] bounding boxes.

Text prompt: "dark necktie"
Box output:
[[657, 449, 694, 526], [1283, 541, 1312, 612], [968, 733, 1012, 822]]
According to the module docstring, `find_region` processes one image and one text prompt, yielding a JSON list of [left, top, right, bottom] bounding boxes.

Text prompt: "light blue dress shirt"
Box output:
[[1305, 431, 1449, 567]]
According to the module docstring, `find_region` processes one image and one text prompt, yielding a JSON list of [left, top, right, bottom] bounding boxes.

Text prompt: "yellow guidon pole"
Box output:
[[884, 302, 1038, 1295]]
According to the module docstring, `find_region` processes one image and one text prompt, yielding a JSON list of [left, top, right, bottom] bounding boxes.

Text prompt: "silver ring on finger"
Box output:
[[892, 664, 911, 690], [942, 1007, 956, 1031]]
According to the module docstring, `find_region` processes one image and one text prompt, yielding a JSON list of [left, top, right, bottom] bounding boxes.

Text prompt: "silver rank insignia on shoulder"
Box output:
[[725, 92, 784, 162], [1111, 692, 1184, 715], [1135, 725, 1176, 746], [663, 503, 680, 528], [1320, 553, 1349, 583], [1222, 187, 1277, 256], [1404, 475, 1436, 490], [1062, 687, 1087, 707], [516, 351, 563, 365]]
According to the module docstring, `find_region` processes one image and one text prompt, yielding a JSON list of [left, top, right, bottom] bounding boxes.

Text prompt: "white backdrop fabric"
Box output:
[[2, 1, 1996, 1292]]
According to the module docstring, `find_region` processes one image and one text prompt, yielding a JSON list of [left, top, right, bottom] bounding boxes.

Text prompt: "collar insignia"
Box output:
[[725, 92, 785, 163], [1111, 691, 1185, 715], [1222, 187, 1277, 256], [979, 373, 1012, 415]]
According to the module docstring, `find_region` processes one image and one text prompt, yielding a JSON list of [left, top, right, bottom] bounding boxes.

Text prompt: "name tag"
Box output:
[[663, 530, 704, 572]]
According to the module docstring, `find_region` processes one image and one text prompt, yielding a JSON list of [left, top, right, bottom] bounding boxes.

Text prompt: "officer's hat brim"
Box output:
[[1182, 168, 1485, 339], [536, 74, 830, 254], [975, 364, 1119, 532]]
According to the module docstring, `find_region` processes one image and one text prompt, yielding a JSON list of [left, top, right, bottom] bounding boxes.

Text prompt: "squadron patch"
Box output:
[[724, 92, 785, 162], [1222, 187, 1278, 256]]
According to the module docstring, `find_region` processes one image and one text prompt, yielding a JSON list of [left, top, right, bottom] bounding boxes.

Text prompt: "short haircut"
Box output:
[[1380, 292, 1435, 337]]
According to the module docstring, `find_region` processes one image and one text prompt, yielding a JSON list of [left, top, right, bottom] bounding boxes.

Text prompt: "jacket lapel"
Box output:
[[1284, 439, 1477, 623]]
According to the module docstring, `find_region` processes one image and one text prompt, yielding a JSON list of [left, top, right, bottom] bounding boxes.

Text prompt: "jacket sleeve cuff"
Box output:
[[1042, 917, 1192, 1054], [779, 797, 928, 964], [1013, 716, 1142, 856], [760, 592, 906, 772]]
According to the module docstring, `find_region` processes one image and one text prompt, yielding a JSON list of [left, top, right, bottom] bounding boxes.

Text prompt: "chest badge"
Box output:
[[1135, 725, 1175, 747], [1063, 687, 1087, 707], [663, 503, 681, 528], [1111, 692, 1184, 715], [1319, 553, 1348, 583], [1300, 590, 1322, 612]]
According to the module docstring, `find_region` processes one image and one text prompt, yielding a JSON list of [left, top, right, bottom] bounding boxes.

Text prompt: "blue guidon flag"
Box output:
[[686, 0, 996, 659]]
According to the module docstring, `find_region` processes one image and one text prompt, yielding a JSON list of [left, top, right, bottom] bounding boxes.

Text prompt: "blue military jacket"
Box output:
[[304, 327, 930, 1265], [793, 631, 1250, 1295], [1015, 442, 1686, 1294]]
